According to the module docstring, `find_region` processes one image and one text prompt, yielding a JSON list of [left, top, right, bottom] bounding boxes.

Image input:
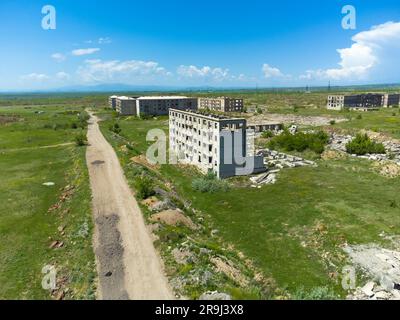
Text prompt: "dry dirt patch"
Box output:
[[247, 113, 347, 127], [0, 115, 21, 125], [371, 161, 400, 178], [150, 209, 197, 230], [130, 155, 160, 171]]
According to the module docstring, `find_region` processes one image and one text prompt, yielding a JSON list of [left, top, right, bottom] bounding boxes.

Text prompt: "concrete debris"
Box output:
[[247, 113, 347, 127], [199, 291, 232, 301], [329, 133, 400, 165], [288, 125, 298, 135], [141, 196, 174, 212], [43, 182, 55, 186], [344, 244, 400, 300], [172, 248, 197, 265], [258, 149, 316, 169]]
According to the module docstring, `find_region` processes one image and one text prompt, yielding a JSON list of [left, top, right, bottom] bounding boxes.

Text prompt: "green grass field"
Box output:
[[98, 108, 400, 298], [0, 105, 95, 299]]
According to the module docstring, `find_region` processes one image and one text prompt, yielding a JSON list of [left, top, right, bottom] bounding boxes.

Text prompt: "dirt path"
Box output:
[[86, 112, 173, 300]]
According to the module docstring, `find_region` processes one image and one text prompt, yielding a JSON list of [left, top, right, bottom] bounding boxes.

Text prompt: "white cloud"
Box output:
[[301, 21, 400, 81], [21, 73, 50, 81], [177, 65, 230, 81], [262, 64, 285, 78], [71, 48, 100, 56], [51, 53, 66, 62], [56, 72, 70, 80], [77, 59, 170, 83], [98, 37, 112, 44]]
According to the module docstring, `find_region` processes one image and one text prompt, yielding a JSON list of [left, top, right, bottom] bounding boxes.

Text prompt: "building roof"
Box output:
[[137, 96, 191, 100], [117, 96, 136, 100], [169, 108, 245, 122]]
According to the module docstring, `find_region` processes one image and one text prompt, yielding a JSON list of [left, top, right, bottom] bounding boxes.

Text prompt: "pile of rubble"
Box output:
[[344, 244, 400, 300], [250, 149, 316, 186], [328, 133, 400, 165], [257, 149, 316, 170], [328, 133, 353, 152]]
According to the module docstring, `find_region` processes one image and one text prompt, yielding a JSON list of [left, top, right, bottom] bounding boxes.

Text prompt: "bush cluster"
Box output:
[[345, 133, 386, 155], [134, 176, 155, 199], [109, 123, 122, 134], [268, 130, 329, 154], [75, 133, 87, 146], [192, 172, 229, 193]]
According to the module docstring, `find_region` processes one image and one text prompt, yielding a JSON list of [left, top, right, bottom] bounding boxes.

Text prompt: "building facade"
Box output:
[[136, 96, 197, 117], [169, 109, 265, 179], [109, 95, 118, 110], [198, 97, 244, 113], [327, 95, 345, 110], [386, 94, 400, 107], [115, 96, 137, 115], [327, 93, 400, 111]]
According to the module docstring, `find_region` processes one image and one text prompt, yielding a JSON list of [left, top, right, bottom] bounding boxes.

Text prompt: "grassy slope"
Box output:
[[0, 105, 95, 299], [98, 110, 400, 297]]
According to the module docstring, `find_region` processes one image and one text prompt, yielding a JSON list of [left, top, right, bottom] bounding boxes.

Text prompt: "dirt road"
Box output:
[[86, 112, 173, 300]]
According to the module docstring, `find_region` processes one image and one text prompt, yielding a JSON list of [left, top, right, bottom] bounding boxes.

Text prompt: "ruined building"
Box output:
[[169, 109, 266, 179], [327, 93, 400, 111]]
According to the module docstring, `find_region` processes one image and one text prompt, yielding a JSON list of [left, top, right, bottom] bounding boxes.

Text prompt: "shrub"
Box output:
[[291, 286, 337, 300], [75, 133, 87, 146], [71, 122, 78, 129], [134, 176, 155, 199], [261, 130, 274, 139], [256, 107, 263, 114], [268, 130, 329, 154], [109, 123, 122, 134], [329, 120, 336, 125], [192, 172, 229, 193], [356, 114, 362, 120], [345, 133, 386, 155]]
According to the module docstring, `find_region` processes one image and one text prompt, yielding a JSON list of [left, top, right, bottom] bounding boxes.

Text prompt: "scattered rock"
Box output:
[[199, 291, 232, 301], [172, 248, 196, 265], [361, 281, 375, 297]]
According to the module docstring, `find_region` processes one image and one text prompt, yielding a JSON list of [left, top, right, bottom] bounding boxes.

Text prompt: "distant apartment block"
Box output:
[[169, 109, 266, 179], [115, 96, 137, 115], [136, 96, 197, 117], [327, 93, 400, 111], [113, 96, 198, 116], [109, 95, 118, 110], [198, 97, 244, 113], [386, 94, 400, 107]]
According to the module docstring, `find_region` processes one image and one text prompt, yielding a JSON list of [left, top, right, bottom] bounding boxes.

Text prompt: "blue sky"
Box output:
[[1, 0, 400, 90]]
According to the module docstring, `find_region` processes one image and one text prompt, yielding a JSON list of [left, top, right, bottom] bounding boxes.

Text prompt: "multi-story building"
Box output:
[[113, 96, 198, 117], [169, 109, 266, 179], [327, 95, 345, 110], [109, 95, 118, 110], [115, 96, 137, 115], [327, 93, 400, 111], [136, 96, 197, 117], [385, 94, 400, 107], [198, 97, 244, 113]]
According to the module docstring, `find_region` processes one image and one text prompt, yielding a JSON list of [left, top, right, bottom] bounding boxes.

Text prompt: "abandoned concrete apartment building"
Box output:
[[198, 97, 244, 113], [169, 109, 266, 179], [110, 96, 198, 116], [327, 93, 400, 111]]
